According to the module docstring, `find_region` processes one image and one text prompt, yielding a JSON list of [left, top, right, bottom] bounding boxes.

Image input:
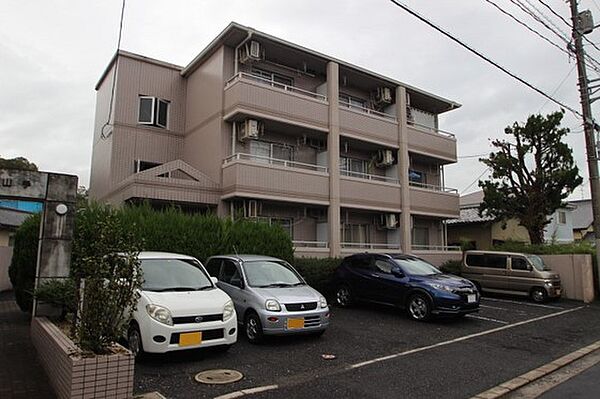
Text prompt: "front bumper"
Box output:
[[546, 284, 562, 298], [258, 307, 330, 335], [432, 291, 480, 316], [139, 314, 238, 353]]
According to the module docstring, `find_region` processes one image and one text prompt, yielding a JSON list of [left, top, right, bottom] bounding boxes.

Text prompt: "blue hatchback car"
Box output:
[[332, 253, 480, 321]]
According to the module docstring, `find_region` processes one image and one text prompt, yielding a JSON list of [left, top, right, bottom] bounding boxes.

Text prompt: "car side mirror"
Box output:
[[211, 276, 218, 285], [230, 277, 244, 289], [391, 267, 404, 278]]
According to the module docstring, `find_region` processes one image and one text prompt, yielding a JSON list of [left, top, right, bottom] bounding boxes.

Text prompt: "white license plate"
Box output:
[[556, 289, 561, 296], [467, 294, 477, 303]]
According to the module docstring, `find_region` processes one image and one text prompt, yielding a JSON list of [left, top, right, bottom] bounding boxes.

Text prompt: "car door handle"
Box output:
[[370, 273, 381, 278]]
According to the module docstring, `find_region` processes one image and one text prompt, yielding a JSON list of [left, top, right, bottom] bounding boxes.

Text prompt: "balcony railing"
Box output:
[[340, 169, 399, 184], [409, 181, 458, 194], [341, 242, 400, 250], [224, 153, 328, 173], [226, 72, 327, 102], [412, 245, 461, 251], [407, 106, 455, 138], [339, 100, 397, 121], [293, 240, 329, 249]]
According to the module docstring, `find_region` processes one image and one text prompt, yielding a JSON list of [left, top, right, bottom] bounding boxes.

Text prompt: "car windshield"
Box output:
[[526, 255, 550, 271], [141, 258, 214, 292], [242, 260, 304, 288], [392, 258, 441, 276]]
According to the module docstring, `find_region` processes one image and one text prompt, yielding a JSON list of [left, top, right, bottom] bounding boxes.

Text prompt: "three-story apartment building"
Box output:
[[89, 22, 461, 258]]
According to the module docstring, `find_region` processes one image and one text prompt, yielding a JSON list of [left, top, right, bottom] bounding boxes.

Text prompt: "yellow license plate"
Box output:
[[179, 332, 202, 346], [287, 318, 304, 329]]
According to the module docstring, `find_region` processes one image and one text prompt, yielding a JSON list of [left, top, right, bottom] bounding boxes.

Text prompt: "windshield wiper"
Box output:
[[197, 285, 214, 290], [147, 287, 203, 292], [291, 282, 306, 286], [259, 282, 294, 288]]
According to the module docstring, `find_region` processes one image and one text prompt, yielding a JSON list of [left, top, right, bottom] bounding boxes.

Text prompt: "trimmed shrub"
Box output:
[[292, 257, 341, 296], [33, 279, 76, 317], [8, 213, 41, 312], [439, 260, 462, 276]]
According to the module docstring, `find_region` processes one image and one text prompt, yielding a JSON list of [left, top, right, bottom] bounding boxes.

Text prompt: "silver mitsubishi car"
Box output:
[[205, 255, 330, 343]]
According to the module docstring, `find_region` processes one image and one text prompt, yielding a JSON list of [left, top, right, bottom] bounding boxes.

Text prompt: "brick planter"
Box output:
[[31, 317, 134, 399]]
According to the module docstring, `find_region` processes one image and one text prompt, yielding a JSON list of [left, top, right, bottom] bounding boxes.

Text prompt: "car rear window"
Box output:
[[466, 254, 507, 269]]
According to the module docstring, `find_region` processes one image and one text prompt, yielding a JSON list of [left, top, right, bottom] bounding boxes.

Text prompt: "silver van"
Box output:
[[461, 250, 562, 303], [205, 255, 329, 343]]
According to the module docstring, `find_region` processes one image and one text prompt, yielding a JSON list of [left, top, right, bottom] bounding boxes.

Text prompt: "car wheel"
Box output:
[[335, 285, 353, 307], [531, 287, 548, 303], [245, 312, 264, 344], [407, 294, 432, 321], [127, 324, 144, 358]]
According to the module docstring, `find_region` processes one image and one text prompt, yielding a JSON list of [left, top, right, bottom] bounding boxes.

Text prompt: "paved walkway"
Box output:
[[0, 291, 55, 398]]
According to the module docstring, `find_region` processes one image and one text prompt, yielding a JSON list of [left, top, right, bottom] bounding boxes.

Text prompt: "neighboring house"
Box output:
[[447, 191, 574, 249], [569, 199, 594, 242], [89, 22, 461, 258], [0, 207, 35, 291]]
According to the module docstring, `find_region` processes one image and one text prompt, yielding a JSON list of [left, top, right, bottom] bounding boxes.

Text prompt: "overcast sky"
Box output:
[[1, 0, 599, 200]]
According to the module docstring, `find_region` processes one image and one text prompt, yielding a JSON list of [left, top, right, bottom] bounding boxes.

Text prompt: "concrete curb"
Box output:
[[471, 340, 600, 399]]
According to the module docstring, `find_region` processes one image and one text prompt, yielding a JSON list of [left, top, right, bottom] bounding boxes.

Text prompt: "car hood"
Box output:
[[412, 273, 474, 288], [539, 271, 561, 280], [252, 285, 322, 303], [141, 288, 232, 316]]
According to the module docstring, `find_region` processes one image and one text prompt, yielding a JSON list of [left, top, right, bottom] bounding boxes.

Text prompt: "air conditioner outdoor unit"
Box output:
[[384, 213, 398, 229], [238, 119, 262, 141], [375, 87, 393, 104], [247, 200, 259, 218], [375, 149, 394, 167], [240, 40, 263, 63]]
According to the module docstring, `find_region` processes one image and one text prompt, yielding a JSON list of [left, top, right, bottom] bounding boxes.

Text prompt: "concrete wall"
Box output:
[[0, 247, 13, 292], [491, 219, 530, 244], [416, 251, 462, 267], [541, 254, 595, 303]]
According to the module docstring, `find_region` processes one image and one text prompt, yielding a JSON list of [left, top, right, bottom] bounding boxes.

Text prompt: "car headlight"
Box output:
[[319, 296, 328, 309], [223, 300, 235, 321], [544, 281, 554, 286], [146, 304, 173, 326], [428, 283, 454, 293], [265, 299, 281, 312]]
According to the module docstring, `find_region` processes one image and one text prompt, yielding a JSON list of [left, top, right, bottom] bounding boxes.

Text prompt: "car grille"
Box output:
[[452, 287, 476, 295], [304, 315, 321, 327], [285, 302, 318, 312], [169, 329, 224, 344], [552, 281, 561, 287], [172, 314, 223, 324]]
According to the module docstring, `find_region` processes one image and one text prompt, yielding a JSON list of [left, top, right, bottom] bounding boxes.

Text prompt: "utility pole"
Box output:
[[569, 0, 600, 287]]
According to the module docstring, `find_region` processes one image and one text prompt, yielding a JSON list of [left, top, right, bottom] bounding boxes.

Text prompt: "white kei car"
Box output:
[[127, 252, 237, 356]]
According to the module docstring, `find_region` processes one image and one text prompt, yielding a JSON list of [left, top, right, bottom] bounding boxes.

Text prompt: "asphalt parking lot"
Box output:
[[134, 296, 600, 399]]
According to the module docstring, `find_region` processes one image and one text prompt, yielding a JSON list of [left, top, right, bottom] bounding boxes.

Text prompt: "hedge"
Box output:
[[292, 257, 341, 296], [8, 213, 40, 312]]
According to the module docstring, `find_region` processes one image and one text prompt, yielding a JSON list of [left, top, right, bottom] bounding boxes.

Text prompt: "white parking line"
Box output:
[[348, 306, 584, 369], [481, 297, 564, 310], [465, 314, 509, 324]]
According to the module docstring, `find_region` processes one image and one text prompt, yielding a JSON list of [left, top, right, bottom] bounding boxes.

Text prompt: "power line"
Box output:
[[101, 0, 126, 140], [509, 0, 570, 44], [537, 65, 576, 112], [387, 0, 582, 118], [461, 167, 491, 193], [458, 153, 488, 159], [536, 0, 572, 28]]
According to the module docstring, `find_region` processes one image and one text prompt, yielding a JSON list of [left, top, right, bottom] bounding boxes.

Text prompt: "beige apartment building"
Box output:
[[89, 22, 461, 258]]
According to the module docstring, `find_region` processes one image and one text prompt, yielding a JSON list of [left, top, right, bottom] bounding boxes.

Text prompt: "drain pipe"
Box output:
[[231, 121, 237, 156], [234, 30, 254, 75]]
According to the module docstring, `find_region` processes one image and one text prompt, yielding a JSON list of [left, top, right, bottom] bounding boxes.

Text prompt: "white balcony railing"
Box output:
[[293, 240, 329, 249], [339, 100, 397, 121], [341, 242, 400, 250], [226, 72, 328, 102], [340, 169, 399, 185], [407, 107, 455, 138], [224, 153, 328, 173], [412, 245, 461, 251], [409, 181, 458, 194]]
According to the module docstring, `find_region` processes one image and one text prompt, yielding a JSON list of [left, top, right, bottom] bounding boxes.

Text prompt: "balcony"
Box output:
[[339, 102, 398, 146], [222, 153, 329, 204], [341, 242, 403, 254], [340, 172, 401, 212], [224, 72, 329, 130], [407, 107, 457, 163], [408, 181, 458, 194], [409, 185, 459, 218]]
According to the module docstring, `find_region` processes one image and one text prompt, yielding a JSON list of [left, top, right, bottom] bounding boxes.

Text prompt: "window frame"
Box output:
[[138, 96, 155, 125], [558, 211, 567, 225], [510, 256, 530, 271], [138, 96, 169, 129]]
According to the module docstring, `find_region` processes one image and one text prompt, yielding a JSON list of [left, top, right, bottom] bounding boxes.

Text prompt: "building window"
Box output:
[[412, 227, 429, 247], [342, 224, 370, 244], [138, 96, 169, 128], [340, 93, 367, 110], [340, 157, 369, 177], [134, 160, 169, 177], [409, 169, 426, 184], [251, 68, 294, 87], [558, 211, 566, 224]]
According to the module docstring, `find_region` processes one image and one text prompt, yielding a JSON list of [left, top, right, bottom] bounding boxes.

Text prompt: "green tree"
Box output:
[[479, 110, 582, 244], [0, 156, 38, 171]]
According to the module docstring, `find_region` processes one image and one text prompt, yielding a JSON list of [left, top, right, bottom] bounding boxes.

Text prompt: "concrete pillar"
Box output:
[[327, 62, 341, 257], [396, 86, 411, 253]]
